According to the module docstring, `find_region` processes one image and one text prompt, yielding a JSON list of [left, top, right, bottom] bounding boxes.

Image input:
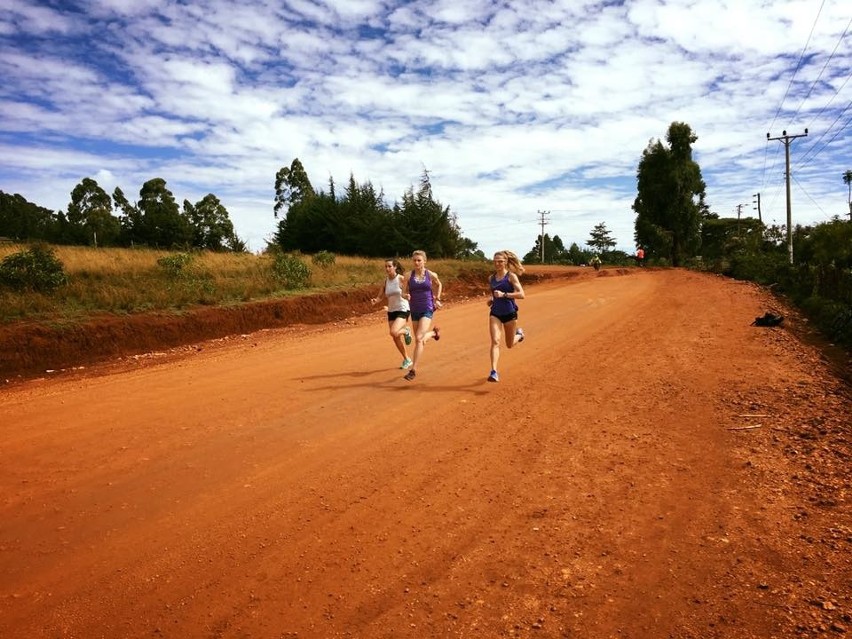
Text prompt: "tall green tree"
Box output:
[[586, 222, 616, 256], [0, 191, 61, 242], [113, 186, 141, 246], [391, 170, 463, 258], [274, 158, 315, 218], [523, 233, 569, 264], [67, 178, 121, 247], [126, 178, 192, 248], [184, 194, 243, 251], [633, 122, 708, 266], [338, 175, 389, 256]]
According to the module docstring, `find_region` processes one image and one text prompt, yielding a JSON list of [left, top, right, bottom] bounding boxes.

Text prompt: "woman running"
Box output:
[[371, 258, 413, 369], [487, 250, 525, 383], [401, 250, 443, 381]]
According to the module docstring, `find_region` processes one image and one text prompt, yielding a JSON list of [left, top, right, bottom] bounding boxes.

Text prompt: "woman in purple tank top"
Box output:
[[400, 250, 443, 381], [486, 250, 525, 383]]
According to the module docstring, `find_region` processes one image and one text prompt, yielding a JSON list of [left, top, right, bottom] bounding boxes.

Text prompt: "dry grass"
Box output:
[[0, 244, 490, 324]]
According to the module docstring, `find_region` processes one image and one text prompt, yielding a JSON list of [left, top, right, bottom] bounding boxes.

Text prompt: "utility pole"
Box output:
[[752, 192, 761, 224], [767, 129, 808, 264], [735, 203, 744, 237], [537, 210, 550, 263]]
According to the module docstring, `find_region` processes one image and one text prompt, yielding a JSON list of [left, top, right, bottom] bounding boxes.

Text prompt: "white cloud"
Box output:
[[1, 0, 850, 256]]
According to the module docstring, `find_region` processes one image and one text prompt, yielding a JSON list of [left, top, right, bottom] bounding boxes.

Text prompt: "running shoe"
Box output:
[[433, 326, 441, 341], [404, 369, 416, 381], [515, 327, 525, 343], [400, 357, 413, 369], [403, 327, 412, 345], [487, 370, 499, 383]]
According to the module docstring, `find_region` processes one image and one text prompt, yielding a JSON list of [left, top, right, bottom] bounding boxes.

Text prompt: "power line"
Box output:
[[795, 98, 852, 169], [789, 15, 851, 124], [766, 0, 827, 133]]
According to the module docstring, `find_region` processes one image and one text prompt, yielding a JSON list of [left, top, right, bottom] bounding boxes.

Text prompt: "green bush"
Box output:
[[726, 252, 787, 285], [800, 296, 852, 347], [157, 252, 194, 278], [0, 244, 68, 292], [272, 253, 311, 290], [312, 251, 336, 267]]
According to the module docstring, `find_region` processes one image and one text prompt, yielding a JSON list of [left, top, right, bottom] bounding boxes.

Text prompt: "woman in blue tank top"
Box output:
[[401, 250, 443, 381], [487, 250, 525, 383]]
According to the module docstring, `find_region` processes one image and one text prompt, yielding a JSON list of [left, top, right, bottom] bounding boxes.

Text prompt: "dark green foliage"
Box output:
[[183, 194, 243, 252], [0, 244, 68, 292], [128, 178, 193, 249], [0, 191, 64, 243], [633, 122, 708, 266], [524, 235, 594, 265], [272, 252, 311, 290], [274, 158, 315, 219], [67, 178, 121, 247], [273, 165, 473, 259], [586, 222, 617, 256]]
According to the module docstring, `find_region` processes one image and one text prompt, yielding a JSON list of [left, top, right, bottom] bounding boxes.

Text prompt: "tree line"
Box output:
[[0, 178, 245, 252], [271, 159, 481, 259]]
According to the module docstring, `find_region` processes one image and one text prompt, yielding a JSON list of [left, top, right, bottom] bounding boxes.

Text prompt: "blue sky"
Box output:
[[1, 0, 850, 256]]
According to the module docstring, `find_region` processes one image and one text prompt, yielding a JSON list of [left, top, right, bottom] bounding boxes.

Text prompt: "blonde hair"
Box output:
[[412, 250, 427, 261], [495, 250, 525, 275]]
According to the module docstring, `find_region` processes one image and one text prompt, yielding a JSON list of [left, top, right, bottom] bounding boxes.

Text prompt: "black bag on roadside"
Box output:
[[752, 312, 784, 327]]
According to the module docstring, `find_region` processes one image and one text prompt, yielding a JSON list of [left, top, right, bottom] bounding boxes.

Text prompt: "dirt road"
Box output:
[[1, 269, 849, 639]]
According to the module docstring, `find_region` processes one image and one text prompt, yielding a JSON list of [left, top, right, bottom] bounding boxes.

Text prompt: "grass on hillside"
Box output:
[[0, 245, 492, 325]]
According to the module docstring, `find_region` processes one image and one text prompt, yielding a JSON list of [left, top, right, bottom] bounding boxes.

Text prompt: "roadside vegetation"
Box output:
[[0, 244, 492, 325]]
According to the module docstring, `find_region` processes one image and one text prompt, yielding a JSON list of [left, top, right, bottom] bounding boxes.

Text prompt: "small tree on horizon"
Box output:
[[586, 222, 617, 258]]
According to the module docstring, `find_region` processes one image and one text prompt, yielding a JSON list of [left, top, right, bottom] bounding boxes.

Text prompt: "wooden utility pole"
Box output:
[[537, 210, 550, 263], [735, 203, 744, 237], [767, 129, 808, 264], [752, 192, 761, 224]]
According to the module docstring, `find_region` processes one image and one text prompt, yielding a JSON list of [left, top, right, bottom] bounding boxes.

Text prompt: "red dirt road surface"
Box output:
[[1, 269, 849, 639]]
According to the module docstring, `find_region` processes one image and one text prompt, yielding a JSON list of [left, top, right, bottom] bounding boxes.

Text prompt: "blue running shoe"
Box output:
[[403, 327, 412, 345], [400, 357, 413, 369], [515, 328, 525, 343], [487, 370, 499, 382]]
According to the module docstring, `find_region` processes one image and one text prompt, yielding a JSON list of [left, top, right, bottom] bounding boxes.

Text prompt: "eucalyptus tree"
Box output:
[[125, 178, 192, 248], [67, 178, 121, 246], [274, 158, 315, 218], [184, 194, 242, 251], [633, 122, 708, 266]]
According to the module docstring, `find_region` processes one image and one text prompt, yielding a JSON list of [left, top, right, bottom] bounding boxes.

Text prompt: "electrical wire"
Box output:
[[766, 0, 827, 134]]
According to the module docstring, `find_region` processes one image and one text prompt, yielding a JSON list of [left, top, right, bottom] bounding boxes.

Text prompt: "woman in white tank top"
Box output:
[[370, 258, 413, 369]]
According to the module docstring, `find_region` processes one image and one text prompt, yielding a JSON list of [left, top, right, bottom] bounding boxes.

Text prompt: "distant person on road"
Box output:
[[590, 255, 602, 271], [400, 250, 443, 382], [636, 247, 645, 267], [371, 258, 412, 370], [486, 250, 525, 383]]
